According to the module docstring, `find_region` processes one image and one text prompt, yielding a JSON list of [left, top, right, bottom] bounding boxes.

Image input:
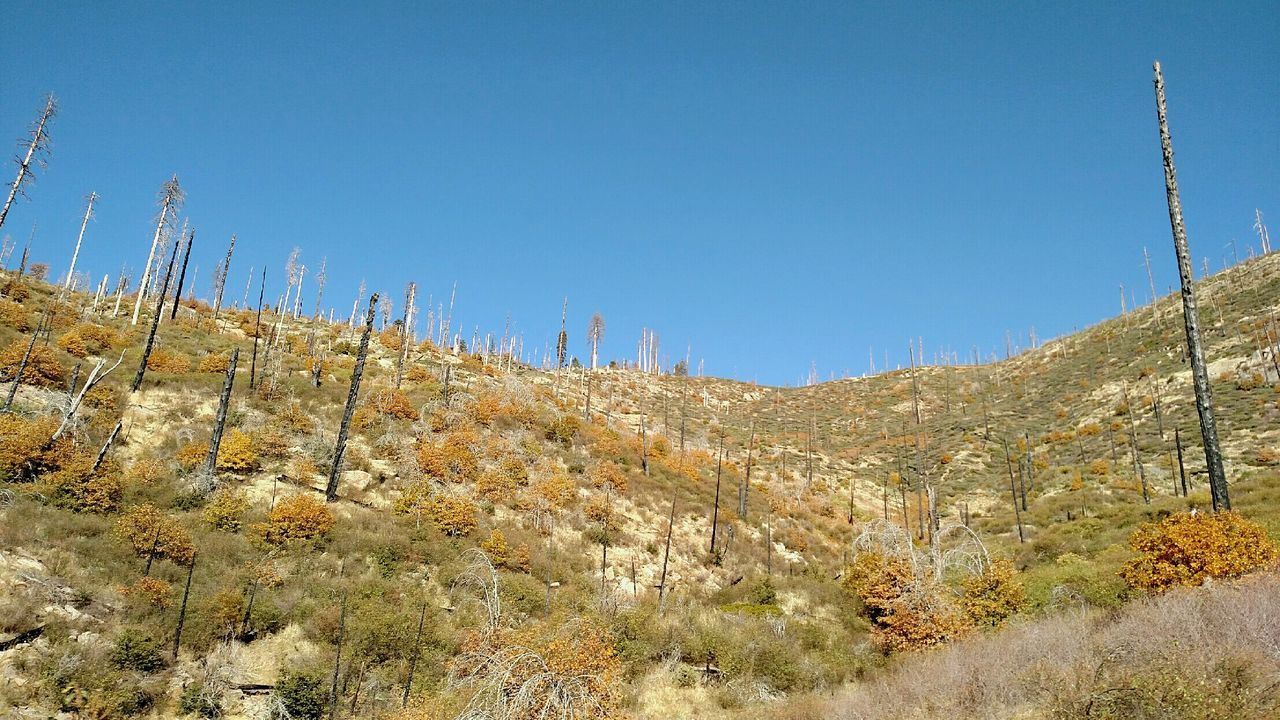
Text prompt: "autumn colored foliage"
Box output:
[[0, 339, 66, 388], [258, 494, 335, 545], [145, 347, 191, 373], [115, 503, 196, 567], [57, 323, 118, 357], [1121, 511, 1278, 592]]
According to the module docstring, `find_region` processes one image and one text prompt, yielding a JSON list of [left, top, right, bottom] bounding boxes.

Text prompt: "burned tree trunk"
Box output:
[[203, 348, 240, 481], [328, 594, 347, 720], [3, 309, 47, 411], [131, 236, 181, 392], [172, 553, 196, 659], [1175, 427, 1189, 496], [658, 494, 676, 613], [1002, 438, 1025, 543], [1153, 61, 1229, 511], [739, 420, 755, 518], [169, 228, 194, 320], [212, 235, 236, 319], [327, 293, 378, 502], [249, 269, 265, 390], [402, 601, 427, 708], [93, 420, 123, 472], [709, 430, 724, 558], [0, 95, 57, 233]]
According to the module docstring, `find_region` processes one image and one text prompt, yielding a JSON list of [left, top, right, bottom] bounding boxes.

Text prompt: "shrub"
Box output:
[[0, 338, 66, 388], [416, 431, 479, 483], [1121, 511, 1279, 592], [589, 461, 627, 494], [959, 559, 1024, 627], [57, 323, 117, 357], [429, 494, 478, 537], [0, 414, 69, 481], [259, 494, 335, 545], [178, 683, 221, 718], [393, 479, 434, 525], [203, 488, 251, 531], [44, 451, 124, 513], [115, 503, 196, 567], [275, 403, 315, 434], [0, 299, 30, 330], [367, 388, 419, 421], [545, 414, 580, 444], [146, 348, 191, 373], [110, 628, 166, 672], [843, 552, 968, 653], [272, 671, 327, 720], [476, 469, 516, 502], [480, 529, 530, 571], [197, 351, 231, 373], [217, 429, 260, 473], [119, 577, 173, 608]]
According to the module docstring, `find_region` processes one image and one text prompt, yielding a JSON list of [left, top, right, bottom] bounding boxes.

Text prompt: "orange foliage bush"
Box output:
[[476, 469, 517, 502], [0, 339, 66, 388], [203, 488, 251, 531], [958, 560, 1024, 627], [367, 388, 420, 421], [378, 326, 404, 351], [120, 577, 173, 608], [258, 494, 335, 545], [0, 300, 30, 330], [274, 403, 315, 434], [416, 431, 479, 483], [57, 323, 117, 357], [0, 414, 67, 481], [197, 351, 231, 373], [43, 451, 123, 513], [115, 503, 196, 566], [588, 461, 627, 494], [480, 529, 531, 572], [216, 429, 260, 473], [428, 494, 478, 537], [843, 552, 969, 653], [1121, 511, 1279, 592], [146, 348, 190, 373]]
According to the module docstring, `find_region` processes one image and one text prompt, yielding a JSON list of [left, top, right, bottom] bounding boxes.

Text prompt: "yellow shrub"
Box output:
[[378, 326, 404, 351], [1121, 512, 1278, 592], [0, 300, 30, 330], [259, 494, 335, 545], [394, 479, 434, 525], [197, 351, 231, 373], [0, 339, 66, 388], [43, 451, 123, 513], [417, 431, 479, 483], [203, 488, 251, 531], [476, 469, 516, 503], [119, 577, 173, 608], [274, 403, 315, 434], [146, 348, 190, 373], [0, 414, 67, 481], [588, 461, 627, 494], [115, 503, 196, 566], [959, 560, 1023, 627], [216, 429, 259, 473], [124, 456, 167, 486], [429, 494, 477, 537], [57, 324, 117, 357], [175, 441, 208, 472], [367, 388, 420, 421]]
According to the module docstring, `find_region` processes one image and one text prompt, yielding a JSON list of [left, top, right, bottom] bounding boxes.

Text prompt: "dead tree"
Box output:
[[555, 297, 568, 394], [211, 235, 236, 319], [63, 192, 97, 292], [0, 95, 57, 232], [131, 237, 181, 392], [657, 494, 676, 613], [328, 594, 347, 720], [1002, 438, 1025, 543], [395, 282, 416, 389], [738, 420, 755, 518], [709, 430, 724, 558], [249, 269, 266, 390], [1174, 427, 1189, 496], [1122, 383, 1150, 504], [203, 348, 240, 482], [52, 351, 124, 441], [2, 307, 49, 411], [93, 420, 123, 472], [587, 312, 604, 370], [132, 176, 182, 325], [169, 228, 195, 319], [402, 600, 427, 708], [1153, 61, 1229, 511], [327, 293, 378, 502], [172, 553, 196, 659]]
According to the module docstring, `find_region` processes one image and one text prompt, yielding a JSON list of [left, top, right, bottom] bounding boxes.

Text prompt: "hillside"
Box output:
[[1, 247, 1279, 720]]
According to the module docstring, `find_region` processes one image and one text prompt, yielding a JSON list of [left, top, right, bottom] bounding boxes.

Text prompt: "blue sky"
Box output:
[[2, 2, 1276, 385]]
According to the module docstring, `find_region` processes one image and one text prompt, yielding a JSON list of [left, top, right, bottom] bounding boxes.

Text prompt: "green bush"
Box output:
[[273, 671, 326, 720], [178, 683, 221, 718], [110, 628, 165, 672]]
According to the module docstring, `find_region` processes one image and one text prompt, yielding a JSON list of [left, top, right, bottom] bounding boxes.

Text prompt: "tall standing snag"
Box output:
[[132, 176, 183, 326], [1152, 61, 1229, 511], [0, 95, 57, 232], [63, 192, 97, 292], [131, 235, 181, 392], [203, 348, 240, 482], [327, 293, 378, 502]]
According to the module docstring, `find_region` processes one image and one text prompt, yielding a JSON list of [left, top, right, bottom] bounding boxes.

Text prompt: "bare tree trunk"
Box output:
[[709, 430, 724, 557], [395, 282, 415, 389], [327, 294, 378, 502], [131, 236, 180, 392], [172, 553, 196, 659], [1003, 438, 1025, 543], [63, 192, 96, 292], [249, 269, 265, 390], [3, 309, 47, 411], [401, 601, 426, 708], [169, 229, 194, 320], [1175, 427, 1189, 496], [203, 348, 239, 479], [658, 494, 676, 613], [212, 235, 236, 319], [1123, 383, 1150, 504], [328, 594, 347, 720], [132, 177, 180, 326], [0, 96, 56, 233], [739, 420, 754, 518], [93, 420, 123, 472], [1153, 62, 1229, 511]]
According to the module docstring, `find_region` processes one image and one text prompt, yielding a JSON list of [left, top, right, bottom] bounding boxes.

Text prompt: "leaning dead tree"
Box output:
[[1153, 61, 1229, 511], [211, 234, 236, 319], [0, 95, 57, 232], [201, 348, 240, 490], [169, 228, 195, 319], [132, 176, 183, 325], [395, 282, 416, 389], [327, 293, 378, 502], [131, 235, 181, 392], [63, 192, 97, 292]]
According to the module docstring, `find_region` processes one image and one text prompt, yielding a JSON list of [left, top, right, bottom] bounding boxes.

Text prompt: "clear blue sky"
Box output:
[[2, 2, 1277, 385]]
